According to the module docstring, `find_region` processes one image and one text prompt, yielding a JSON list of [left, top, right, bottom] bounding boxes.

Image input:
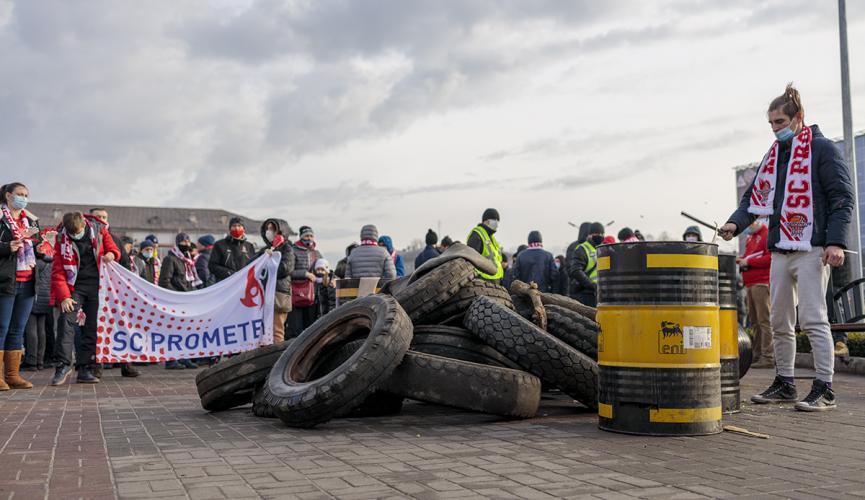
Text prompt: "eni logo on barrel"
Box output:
[[658, 321, 684, 355]]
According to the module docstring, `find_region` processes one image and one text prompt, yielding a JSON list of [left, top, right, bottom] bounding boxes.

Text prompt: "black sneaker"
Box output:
[[76, 366, 100, 384], [795, 380, 836, 412], [750, 376, 798, 404], [51, 364, 72, 386]]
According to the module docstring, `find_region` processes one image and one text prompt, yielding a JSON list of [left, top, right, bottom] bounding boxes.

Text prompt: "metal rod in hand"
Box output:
[[680, 211, 718, 232]]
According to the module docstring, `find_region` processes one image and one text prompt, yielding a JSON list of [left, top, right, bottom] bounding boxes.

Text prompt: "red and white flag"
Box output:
[[96, 254, 279, 363]]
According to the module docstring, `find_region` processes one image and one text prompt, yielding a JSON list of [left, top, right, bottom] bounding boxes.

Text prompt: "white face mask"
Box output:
[[265, 230, 275, 241], [685, 235, 699, 242], [485, 219, 499, 230]]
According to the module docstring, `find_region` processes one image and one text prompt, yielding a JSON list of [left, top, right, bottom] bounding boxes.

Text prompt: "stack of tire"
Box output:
[[195, 244, 597, 427]]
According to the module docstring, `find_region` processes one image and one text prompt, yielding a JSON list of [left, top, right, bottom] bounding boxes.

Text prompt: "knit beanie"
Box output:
[[299, 226, 314, 238], [198, 234, 215, 246], [314, 258, 330, 271], [528, 231, 542, 244], [617, 227, 634, 241], [175, 233, 191, 246], [589, 222, 605, 235], [482, 208, 500, 222], [360, 224, 379, 241], [229, 216, 244, 228], [425, 229, 438, 246]]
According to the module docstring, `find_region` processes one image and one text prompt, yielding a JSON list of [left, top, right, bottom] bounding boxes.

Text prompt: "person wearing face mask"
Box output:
[[194, 235, 216, 288], [50, 212, 120, 385], [159, 233, 202, 370], [719, 84, 854, 412], [257, 219, 294, 343], [0, 182, 43, 390], [288, 226, 323, 338], [346, 225, 396, 279], [683, 226, 703, 243], [564, 222, 592, 298], [313, 259, 336, 318], [737, 219, 773, 369], [568, 222, 604, 307], [466, 208, 504, 282], [135, 240, 159, 285], [209, 217, 256, 283]]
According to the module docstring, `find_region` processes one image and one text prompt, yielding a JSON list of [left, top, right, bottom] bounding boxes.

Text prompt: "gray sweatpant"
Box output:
[[770, 248, 834, 382]]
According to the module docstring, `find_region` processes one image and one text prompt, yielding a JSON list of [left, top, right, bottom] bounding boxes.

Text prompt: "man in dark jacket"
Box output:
[[258, 219, 293, 343], [209, 217, 255, 282], [415, 229, 441, 268], [568, 222, 604, 307], [564, 221, 591, 298], [195, 235, 216, 287], [720, 84, 854, 412], [513, 231, 559, 293]]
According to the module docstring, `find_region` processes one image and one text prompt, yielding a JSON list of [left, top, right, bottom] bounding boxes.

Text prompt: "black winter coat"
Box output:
[[32, 257, 53, 314], [159, 253, 196, 292], [513, 248, 559, 293], [209, 237, 256, 282], [0, 209, 41, 297], [195, 249, 215, 287], [135, 256, 158, 284], [414, 245, 441, 268], [728, 125, 855, 250], [568, 243, 597, 295], [257, 218, 295, 295]]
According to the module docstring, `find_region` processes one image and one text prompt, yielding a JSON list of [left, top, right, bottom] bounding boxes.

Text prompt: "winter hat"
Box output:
[[589, 222, 605, 235], [683, 226, 702, 241], [299, 226, 314, 238], [314, 258, 330, 271], [482, 208, 500, 222], [360, 224, 379, 241], [441, 236, 453, 247], [528, 231, 542, 244], [139, 240, 155, 251], [425, 229, 438, 245], [617, 227, 634, 241], [145, 234, 159, 245], [175, 233, 191, 246], [198, 234, 215, 246], [229, 216, 244, 228], [603, 235, 616, 245]]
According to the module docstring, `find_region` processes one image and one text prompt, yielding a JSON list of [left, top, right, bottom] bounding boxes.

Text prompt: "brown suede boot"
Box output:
[[0, 351, 9, 391], [4, 350, 33, 389]]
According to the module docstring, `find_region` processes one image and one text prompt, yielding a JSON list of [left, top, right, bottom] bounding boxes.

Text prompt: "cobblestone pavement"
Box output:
[[2, 365, 865, 499]]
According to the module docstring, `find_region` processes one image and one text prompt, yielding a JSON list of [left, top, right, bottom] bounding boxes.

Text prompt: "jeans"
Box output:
[[24, 313, 47, 366], [57, 285, 100, 368], [833, 331, 848, 344], [770, 248, 833, 382], [0, 281, 36, 351]]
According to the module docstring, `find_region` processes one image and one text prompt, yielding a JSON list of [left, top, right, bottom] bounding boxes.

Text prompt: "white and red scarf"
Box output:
[[170, 246, 202, 287], [58, 223, 98, 286], [1, 204, 37, 272], [528, 242, 543, 249], [748, 125, 814, 251]]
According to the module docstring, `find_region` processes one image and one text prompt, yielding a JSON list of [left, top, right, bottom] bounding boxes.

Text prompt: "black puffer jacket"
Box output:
[[159, 252, 196, 292], [0, 208, 41, 296], [32, 257, 53, 314], [257, 218, 295, 295], [728, 125, 855, 250], [209, 235, 256, 282]]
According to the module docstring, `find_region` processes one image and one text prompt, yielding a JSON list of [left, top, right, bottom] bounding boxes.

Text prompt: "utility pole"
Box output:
[[839, 0, 862, 279]]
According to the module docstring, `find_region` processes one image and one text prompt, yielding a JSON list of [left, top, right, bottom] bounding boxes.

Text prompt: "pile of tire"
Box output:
[[195, 244, 600, 427]]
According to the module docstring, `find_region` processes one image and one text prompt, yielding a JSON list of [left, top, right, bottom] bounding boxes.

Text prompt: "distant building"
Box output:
[[734, 130, 865, 267], [27, 202, 294, 251]]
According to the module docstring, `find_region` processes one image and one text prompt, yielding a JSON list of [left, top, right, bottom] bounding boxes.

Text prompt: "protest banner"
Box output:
[[95, 253, 280, 363]]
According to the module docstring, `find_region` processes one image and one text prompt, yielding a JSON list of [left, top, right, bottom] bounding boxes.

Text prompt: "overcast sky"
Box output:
[[2, 0, 864, 260]]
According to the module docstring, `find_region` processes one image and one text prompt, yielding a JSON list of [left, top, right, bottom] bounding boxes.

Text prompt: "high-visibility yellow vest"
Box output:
[[578, 240, 599, 283], [468, 225, 504, 280]]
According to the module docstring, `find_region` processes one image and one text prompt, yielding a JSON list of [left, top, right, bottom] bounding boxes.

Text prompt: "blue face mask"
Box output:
[[10, 195, 27, 210], [775, 125, 795, 142]]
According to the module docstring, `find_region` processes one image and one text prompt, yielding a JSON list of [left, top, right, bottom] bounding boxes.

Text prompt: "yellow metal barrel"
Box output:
[[335, 278, 391, 307], [597, 242, 722, 436], [718, 254, 740, 414]]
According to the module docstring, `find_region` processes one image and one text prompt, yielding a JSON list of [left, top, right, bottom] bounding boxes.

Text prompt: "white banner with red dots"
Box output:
[[96, 253, 280, 363]]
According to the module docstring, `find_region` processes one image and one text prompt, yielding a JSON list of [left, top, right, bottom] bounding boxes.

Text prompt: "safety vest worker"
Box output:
[[568, 221, 605, 307], [466, 208, 504, 281]]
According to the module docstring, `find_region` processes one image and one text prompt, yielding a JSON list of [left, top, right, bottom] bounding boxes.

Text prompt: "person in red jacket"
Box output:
[[737, 219, 774, 368], [50, 212, 120, 385]]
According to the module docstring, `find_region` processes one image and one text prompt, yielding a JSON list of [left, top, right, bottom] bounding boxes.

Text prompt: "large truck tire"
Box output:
[[262, 295, 412, 428], [394, 258, 475, 322], [410, 325, 522, 370], [417, 278, 513, 325], [381, 351, 541, 418], [544, 305, 599, 359], [464, 296, 598, 409], [195, 341, 291, 412]]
